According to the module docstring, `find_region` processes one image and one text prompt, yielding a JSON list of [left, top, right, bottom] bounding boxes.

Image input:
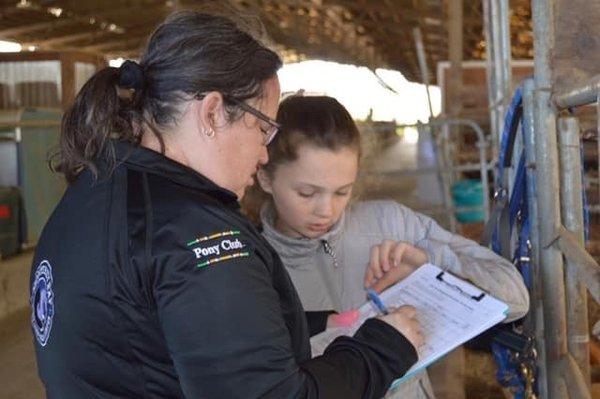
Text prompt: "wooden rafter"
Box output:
[[0, 17, 82, 39], [0, 0, 533, 84], [79, 36, 145, 52], [26, 29, 122, 47], [0, 2, 167, 39]]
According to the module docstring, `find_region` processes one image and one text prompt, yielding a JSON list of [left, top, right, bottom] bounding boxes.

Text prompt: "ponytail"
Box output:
[[52, 63, 141, 183]]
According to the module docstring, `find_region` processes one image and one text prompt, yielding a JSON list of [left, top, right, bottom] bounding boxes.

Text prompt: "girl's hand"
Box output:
[[364, 240, 428, 293]]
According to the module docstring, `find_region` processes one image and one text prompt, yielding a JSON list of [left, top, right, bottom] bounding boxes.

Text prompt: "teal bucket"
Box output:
[[451, 179, 485, 223]]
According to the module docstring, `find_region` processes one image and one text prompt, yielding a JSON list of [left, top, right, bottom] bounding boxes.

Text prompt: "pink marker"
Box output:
[[329, 310, 360, 328]]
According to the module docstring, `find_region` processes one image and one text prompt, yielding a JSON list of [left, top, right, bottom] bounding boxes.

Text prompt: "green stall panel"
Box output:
[[0, 108, 65, 245], [0, 187, 21, 258]]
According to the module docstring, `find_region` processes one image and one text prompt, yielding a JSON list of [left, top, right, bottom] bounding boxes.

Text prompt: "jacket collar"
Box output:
[[260, 201, 345, 265], [109, 140, 239, 207]]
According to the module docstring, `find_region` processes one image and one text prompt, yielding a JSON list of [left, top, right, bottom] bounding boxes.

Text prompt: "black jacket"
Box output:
[[31, 141, 417, 398]]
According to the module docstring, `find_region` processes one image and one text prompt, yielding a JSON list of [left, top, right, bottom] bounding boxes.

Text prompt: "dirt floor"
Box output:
[[0, 308, 44, 399]]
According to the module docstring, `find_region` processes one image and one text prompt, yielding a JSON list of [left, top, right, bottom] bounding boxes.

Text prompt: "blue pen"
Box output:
[[366, 288, 389, 315]]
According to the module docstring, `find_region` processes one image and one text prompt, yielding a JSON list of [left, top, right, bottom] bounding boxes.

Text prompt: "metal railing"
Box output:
[[553, 78, 600, 307], [482, 0, 512, 160], [527, 1, 600, 397], [368, 118, 492, 233]]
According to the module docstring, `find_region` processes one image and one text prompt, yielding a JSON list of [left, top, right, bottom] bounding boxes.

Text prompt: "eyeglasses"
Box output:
[[195, 93, 280, 145], [224, 96, 280, 145]]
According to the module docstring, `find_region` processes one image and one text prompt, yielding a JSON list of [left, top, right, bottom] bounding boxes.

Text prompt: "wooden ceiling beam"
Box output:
[[26, 29, 121, 47], [0, 2, 167, 39], [0, 17, 83, 39], [269, 24, 382, 68], [104, 49, 141, 59], [324, 0, 417, 15], [20, 7, 165, 48], [80, 36, 146, 52]]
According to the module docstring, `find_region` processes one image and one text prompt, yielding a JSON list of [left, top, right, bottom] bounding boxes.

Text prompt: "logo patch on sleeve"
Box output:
[[31, 260, 55, 347], [187, 230, 250, 268]]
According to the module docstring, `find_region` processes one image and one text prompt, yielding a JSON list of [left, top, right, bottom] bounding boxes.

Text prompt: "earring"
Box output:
[[204, 128, 215, 138]]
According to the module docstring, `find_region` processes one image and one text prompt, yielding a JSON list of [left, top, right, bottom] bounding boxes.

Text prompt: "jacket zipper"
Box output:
[[321, 240, 339, 268]]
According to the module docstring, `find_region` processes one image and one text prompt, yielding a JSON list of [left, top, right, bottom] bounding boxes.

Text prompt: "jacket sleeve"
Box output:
[[393, 203, 529, 322], [306, 311, 335, 337], [302, 318, 418, 399], [153, 217, 417, 399]]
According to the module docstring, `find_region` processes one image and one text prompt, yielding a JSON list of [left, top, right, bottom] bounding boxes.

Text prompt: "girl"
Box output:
[[252, 95, 530, 398]]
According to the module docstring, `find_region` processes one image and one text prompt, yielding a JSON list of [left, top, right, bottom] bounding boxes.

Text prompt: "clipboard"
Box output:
[[310, 263, 509, 387], [435, 271, 486, 301]]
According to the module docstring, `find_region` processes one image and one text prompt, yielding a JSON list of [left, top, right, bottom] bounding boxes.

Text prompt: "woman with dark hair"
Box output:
[[250, 95, 530, 398], [30, 11, 422, 399]]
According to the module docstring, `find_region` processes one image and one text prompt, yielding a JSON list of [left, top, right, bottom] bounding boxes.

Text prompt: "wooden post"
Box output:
[[428, 1, 465, 398]]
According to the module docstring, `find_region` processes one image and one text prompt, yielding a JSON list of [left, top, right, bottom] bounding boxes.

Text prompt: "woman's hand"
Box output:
[[364, 240, 428, 293], [379, 305, 424, 349]]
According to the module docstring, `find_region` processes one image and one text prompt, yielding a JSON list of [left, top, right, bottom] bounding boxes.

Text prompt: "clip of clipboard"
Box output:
[[436, 272, 486, 302]]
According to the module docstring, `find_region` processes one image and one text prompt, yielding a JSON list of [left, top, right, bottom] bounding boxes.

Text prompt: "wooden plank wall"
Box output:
[[553, 0, 600, 92]]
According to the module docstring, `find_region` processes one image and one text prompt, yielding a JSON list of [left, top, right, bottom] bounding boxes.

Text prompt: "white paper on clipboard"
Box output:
[[310, 263, 508, 386]]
